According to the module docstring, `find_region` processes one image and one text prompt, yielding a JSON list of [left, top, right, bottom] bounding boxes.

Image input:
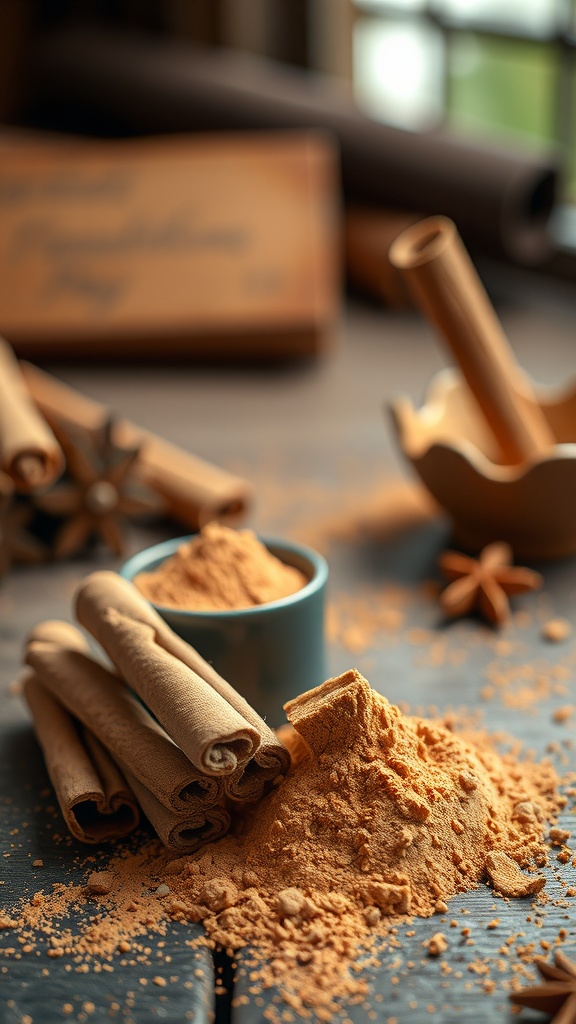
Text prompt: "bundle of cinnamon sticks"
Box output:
[[20, 361, 253, 529], [0, 334, 252, 570], [23, 571, 290, 851]]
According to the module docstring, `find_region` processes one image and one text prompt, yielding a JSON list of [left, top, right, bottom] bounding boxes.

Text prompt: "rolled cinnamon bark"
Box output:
[[74, 573, 262, 775], [160, 631, 291, 800], [24, 619, 225, 814], [74, 571, 290, 787], [23, 671, 139, 843], [0, 339, 64, 491], [20, 361, 252, 527], [122, 767, 231, 853], [225, 753, 286, 803]]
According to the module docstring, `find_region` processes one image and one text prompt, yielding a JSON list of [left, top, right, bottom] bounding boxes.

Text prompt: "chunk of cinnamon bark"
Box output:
[[485, 850, 546, 897]]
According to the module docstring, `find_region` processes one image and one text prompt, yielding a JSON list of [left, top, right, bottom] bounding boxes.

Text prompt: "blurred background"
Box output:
[[0, 0, 575, 362], [2, 0, 574, 214]]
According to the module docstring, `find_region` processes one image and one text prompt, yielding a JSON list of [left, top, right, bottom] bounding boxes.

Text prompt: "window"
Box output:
[[351, 0, 576, 248]]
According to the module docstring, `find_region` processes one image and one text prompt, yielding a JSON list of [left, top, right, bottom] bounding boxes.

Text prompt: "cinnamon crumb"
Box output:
[[84, 871, 113, 896], [552, 706, 574, 724], [426, 933, 448, 957], [549, 827, 570, 846], [542, 619, 572, 642]]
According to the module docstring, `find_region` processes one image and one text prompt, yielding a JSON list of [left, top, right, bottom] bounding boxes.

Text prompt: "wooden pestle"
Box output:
[[388, 216, 555, 465]]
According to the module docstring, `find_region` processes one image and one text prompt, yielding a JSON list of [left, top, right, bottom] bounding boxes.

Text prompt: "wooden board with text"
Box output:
[[0, 131, 340, 359]]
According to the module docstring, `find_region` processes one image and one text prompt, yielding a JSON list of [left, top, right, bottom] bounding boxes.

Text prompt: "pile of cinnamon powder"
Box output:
[[3, 670, 565, 1019], [134, 523, 307, 611]]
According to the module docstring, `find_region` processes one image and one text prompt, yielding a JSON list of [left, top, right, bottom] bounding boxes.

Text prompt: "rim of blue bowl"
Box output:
[[120, 534, 329, 619]]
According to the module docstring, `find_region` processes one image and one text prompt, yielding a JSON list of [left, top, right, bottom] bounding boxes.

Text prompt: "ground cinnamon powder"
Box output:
[[134, 523, 307, 611], [3, 670, 565, 1019]]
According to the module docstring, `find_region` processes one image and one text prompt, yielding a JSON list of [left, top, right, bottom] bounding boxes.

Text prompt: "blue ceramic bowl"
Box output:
[[120, 535, 328, 726]]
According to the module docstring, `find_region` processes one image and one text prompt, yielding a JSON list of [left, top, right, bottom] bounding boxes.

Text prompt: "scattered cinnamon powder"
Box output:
[[326, 585, 411, 655], [134, 523, 307, 611], [2, 669, 565, 1018], [291, 478, 439, 555]]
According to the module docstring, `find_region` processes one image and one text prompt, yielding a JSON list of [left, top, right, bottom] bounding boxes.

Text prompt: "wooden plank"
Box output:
[[0, 131, 340, 359]]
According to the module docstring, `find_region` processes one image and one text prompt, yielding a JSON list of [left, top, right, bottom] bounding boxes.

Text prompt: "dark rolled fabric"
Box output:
[[33, 25, 559, 265]]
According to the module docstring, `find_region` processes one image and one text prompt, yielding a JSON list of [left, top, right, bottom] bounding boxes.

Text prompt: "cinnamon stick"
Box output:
[[24, 620, 226, 815], [24, 620, 234, 850], [74, 572, 261, 775], [20, 362, 252, 527], [388, 216, 555, 465], [74, 571, 290, 790], [23, 671, 139, 843], [121, 768, 231, 852], [0, 339, 64, 491], [157, 620, 292, 801]]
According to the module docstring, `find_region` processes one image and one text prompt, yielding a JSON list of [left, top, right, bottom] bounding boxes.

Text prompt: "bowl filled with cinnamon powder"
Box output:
[[121, 523, 328, 724]]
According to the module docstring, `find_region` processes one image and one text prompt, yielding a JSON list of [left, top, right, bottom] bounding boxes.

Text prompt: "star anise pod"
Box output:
[[439, 541, 542, 625], [510, 949, 576, 1023], [35, 417, 162, 558], [0, 475, 46, 576]]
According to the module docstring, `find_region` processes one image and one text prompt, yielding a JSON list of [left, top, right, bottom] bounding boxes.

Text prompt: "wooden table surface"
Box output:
[[2, 269, 576, 1023]]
